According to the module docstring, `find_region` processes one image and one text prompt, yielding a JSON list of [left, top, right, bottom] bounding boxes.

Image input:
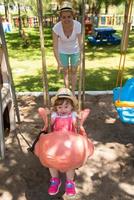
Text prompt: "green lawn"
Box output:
[[6, 27, 134, 92]]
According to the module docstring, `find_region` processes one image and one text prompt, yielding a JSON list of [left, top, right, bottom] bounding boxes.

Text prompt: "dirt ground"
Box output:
[[0, 94, 134, 200]]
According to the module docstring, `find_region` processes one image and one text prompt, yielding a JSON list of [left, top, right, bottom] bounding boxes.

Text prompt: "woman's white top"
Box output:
[[53, 20, 81, 54]]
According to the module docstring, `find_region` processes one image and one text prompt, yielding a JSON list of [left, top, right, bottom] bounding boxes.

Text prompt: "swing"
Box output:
[[32, 90, 94, 172], [31, 0, 94, 172], [113, 0, 134, 124], [34, 130, 94, 172], [113, 78, 134, 124]]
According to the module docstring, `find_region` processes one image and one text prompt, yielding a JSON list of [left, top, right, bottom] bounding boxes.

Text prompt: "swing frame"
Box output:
[[0, 20, 20, 159], [114, 100, 134, 108], [114, 0, 133, 102]]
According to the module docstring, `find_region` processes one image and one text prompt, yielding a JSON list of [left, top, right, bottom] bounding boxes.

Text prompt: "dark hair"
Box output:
[[54, 98, 74, 111]]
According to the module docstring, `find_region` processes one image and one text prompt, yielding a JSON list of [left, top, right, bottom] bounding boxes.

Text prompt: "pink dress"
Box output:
[[51, 112, 77, 132]]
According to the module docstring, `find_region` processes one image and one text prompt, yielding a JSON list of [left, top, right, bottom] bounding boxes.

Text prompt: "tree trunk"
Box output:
[[18, 3, 22, 35], [4, 0, 8, 20], [105, 4, 109, 14]]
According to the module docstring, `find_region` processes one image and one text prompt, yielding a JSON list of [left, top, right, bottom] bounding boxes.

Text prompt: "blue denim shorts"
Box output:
[[59, 53, 80, 68]]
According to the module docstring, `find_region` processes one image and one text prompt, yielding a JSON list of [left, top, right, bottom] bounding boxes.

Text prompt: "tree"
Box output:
[[84, 0, 126, 14], [1, 0, 15, 20], [104, 0, 126, 14]]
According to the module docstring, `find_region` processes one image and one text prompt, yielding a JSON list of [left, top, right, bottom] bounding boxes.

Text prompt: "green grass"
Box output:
[[5, 27, 134, 92]]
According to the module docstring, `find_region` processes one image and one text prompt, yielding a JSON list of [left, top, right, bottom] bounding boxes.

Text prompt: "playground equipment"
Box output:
[[34, 131, 94, 172], [0, 44, 15, 131], [88, 27, 121, 45], [113, 0, 134, 124], [113, 78, 134, 124], [0, 24, 16, 159], [0, 18, 21, 159]]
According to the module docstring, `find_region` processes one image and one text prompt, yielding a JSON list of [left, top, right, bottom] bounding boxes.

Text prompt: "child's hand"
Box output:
[[42, 125, 48, 132], [77, 113, 82, 120], [45, 107, 51, 115]]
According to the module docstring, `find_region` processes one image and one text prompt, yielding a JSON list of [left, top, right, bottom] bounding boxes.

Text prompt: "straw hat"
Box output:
[[59, 1, 73, 12], [51, 88, 78, 107]]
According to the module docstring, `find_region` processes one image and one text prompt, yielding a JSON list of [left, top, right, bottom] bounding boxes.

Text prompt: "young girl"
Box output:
[[38, 88, 90, 196]]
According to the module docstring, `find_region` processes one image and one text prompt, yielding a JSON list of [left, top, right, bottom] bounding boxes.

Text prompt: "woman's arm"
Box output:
[[77, 33, 82, 51], [52, 31, 62, 69]]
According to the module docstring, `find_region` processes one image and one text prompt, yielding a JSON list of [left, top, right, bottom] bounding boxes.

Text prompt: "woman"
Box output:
[[52, 2, 82, 95]]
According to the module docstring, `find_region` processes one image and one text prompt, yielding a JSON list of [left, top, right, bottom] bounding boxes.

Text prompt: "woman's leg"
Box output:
[[70, 53, 80, 95], [71, 67, 77, 95], [63, 67, 69, 88], [59, 53, 70, 88]]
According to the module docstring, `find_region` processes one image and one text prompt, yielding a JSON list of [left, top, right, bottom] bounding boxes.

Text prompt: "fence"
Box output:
[[12, 15, 59, 28], [11, 14, 134, 29], [99, 15, 124, 26]]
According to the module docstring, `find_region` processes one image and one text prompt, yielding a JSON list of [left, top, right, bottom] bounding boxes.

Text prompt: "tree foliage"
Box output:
[[0, 0, 128, 19], [85, 0, 126, 14]]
